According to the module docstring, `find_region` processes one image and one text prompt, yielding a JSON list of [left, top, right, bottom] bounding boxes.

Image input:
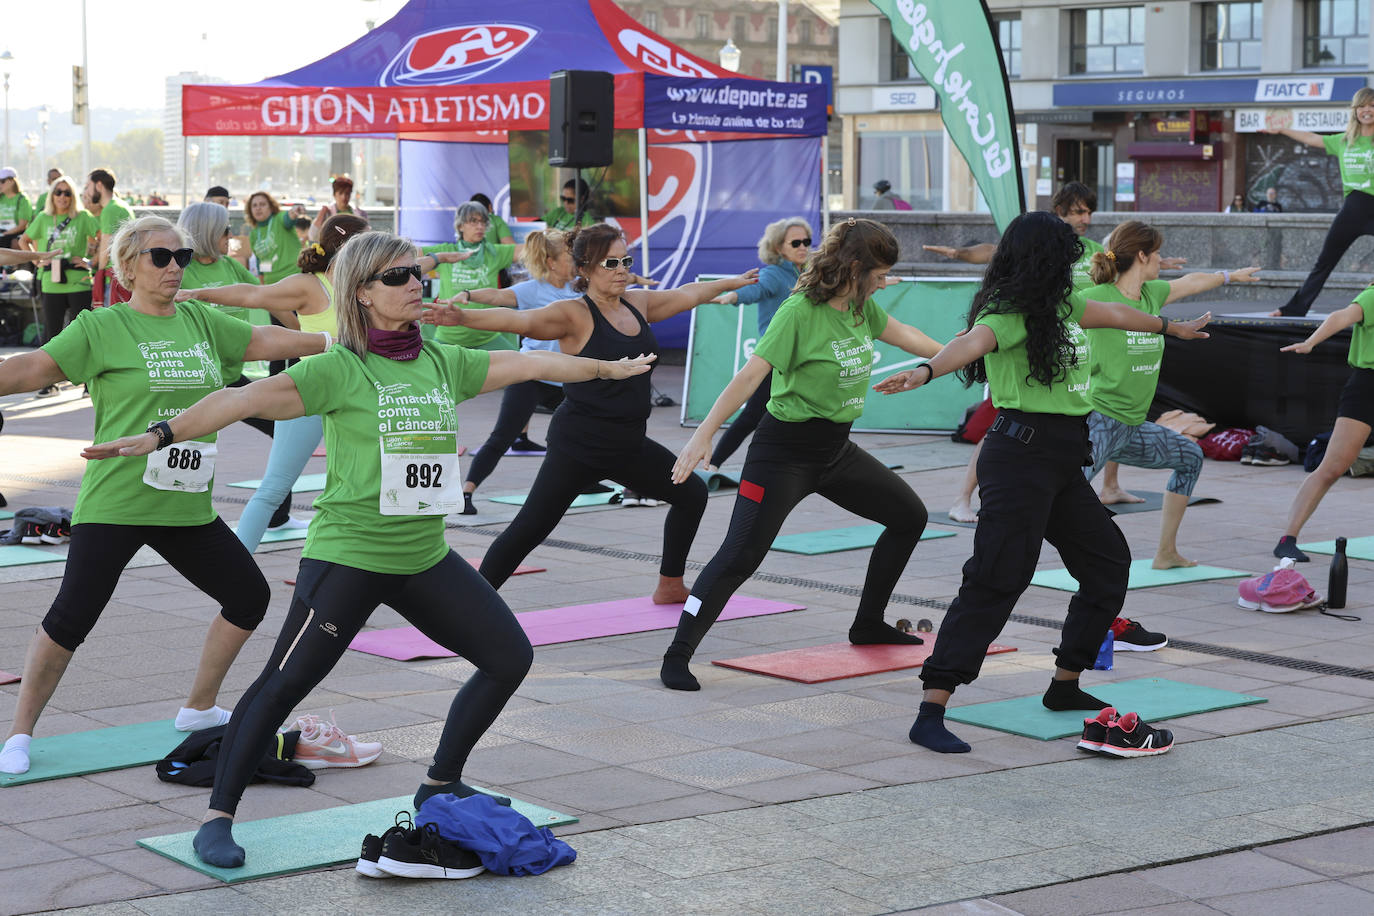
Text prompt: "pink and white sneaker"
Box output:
[[289, 713, 383, 770]]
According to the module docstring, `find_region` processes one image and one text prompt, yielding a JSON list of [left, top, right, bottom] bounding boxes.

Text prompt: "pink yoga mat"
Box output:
[[713, 639, 1017, 684], [349, 595, 806, 660], [0, 670, 18, 685]]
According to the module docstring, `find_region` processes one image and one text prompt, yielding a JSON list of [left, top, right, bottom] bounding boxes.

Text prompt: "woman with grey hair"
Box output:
[[706, 216, 813, 468], [421, 201, 525, 350], [0, 215, 328, 777], [84, 230, 655, 868]]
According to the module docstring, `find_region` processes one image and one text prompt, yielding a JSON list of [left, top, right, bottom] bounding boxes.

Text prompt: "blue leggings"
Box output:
[[1085, 411, 1203, 496], [235, 414, 324, 552]]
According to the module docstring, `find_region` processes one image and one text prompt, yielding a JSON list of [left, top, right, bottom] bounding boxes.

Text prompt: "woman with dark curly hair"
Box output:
[[659, 218, 943, 691], [874, 211, 1211, 754]]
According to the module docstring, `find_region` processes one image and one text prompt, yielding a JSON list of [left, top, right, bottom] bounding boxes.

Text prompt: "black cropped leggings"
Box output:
[[208, 552, 532, 815], [41, 291, 90, 344], [1280, 189, 1374, 317], [666, 414, 928, 659], [465, 380, 564, 488], [43, 519, 268, 652]]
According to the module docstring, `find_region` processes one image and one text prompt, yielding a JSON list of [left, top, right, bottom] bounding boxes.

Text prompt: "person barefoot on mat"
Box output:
[[84, 231, 655, 868], [660, 218, 943, 691], [875, 211, 1210, 753]]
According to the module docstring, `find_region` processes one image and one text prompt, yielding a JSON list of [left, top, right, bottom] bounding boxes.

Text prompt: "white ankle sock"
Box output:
[[175, 705, 232, 732], [0, 734, 32, 774]]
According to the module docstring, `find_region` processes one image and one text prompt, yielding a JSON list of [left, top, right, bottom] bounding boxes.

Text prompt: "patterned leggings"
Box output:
[[1085, 411, 1203, 496]]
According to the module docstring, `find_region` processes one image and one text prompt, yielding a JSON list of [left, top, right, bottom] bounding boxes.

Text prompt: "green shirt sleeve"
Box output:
[[493, 244, 516, 271], [229, 257, 260, 285], [17, 196, 33, 222], [1323, 134, 1345, 157], [444, 343, 492, 401], [864, 299, 891, 339], [23, 216, 43, 244], [1140, 279, 1171, 315], [41, 308, 99, 383], [285, 345, 354, 416], [752, 300, 801, 371]]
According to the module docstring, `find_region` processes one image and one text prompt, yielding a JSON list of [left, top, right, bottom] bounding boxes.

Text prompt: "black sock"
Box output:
[[908, 701, 970, 753], [414, 780, 511, 811], [660, 648, 700, 691], [461, 493, 477, 515], [1042, 677, 1108, 712], [849, 620, 923, 646], [193, 817, 245, 868]]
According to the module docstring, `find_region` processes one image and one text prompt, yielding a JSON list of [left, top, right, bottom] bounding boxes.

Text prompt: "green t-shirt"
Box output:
[[540, 207, 596, 231], [250, 211, 302, 285], [24, 210, 99, 293], [286, 342, 490, 574], [182, 257, 261, 323], [487, 213, 512, 242], [0, 192, 34, 233], [34, 192, 48, 214], [421, 241, 517, 348], [1071, 236, 1105, 292], [752, 292, 891, 424], [1348, 287, 1374, 369], [1322, 134, 1374, 196], [977, 293, 1092, 415], [42, 301, 252, 526], [1083, 280, 1170, 425], [99, 195, 135, 237]]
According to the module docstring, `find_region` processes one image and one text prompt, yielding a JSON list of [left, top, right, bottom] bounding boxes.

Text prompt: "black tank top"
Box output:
[[561, 294, 657, 422]]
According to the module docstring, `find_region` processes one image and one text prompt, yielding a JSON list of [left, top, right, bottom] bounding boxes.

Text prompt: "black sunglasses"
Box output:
[[560, 196, 576, 204], [141, 247, 194, 268], [51, 188, 73, 198], [369, 264, 423, 286], [788, 237, 812, 249], [598, 255, 634, 270]]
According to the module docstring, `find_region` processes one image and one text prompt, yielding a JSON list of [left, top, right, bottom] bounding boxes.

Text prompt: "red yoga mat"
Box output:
[[712, 638, 1017, 684], [349, 594, 806, 660]]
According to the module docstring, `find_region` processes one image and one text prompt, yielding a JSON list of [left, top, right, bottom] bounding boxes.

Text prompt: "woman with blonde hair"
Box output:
[[1266, 88, 1374, 316], [19, 173, 98, 349], [83, 230, 654, 868]]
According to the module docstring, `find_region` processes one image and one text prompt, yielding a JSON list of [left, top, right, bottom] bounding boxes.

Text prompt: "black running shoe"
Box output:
[[1100, 711, 1174, 758], [1077, 707, 1118, 753], [20, 522, 43, 545], [504, 435, 546, 457], [39, 522, 70, 545], [356, 812, 414, 878], [375, 823, 485, 879], [1110, 617, 1168, 652]]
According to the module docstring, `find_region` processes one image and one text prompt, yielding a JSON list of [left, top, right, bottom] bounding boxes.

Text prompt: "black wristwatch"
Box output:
[[146, 420, 174, 450]]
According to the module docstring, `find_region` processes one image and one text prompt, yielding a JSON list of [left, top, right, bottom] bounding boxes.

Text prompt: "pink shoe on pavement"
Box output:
[[289, 712, 383, 770]]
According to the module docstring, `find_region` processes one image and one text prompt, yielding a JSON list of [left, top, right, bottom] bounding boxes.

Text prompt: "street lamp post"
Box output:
[[718, 38, 741, 73], [24, 131, 37, 185], [1, 49, 13, 168], [37, 106, 48, 176]]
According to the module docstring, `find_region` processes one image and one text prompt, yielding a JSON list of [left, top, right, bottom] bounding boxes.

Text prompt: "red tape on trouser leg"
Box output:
[[739, 480, 764, 503]]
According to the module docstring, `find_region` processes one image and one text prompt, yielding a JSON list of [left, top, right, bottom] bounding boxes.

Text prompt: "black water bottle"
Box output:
[[1328, 537, 1348, 610]]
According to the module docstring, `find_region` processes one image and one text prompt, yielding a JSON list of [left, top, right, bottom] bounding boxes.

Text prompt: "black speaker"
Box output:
[[549, 70, 614, 169]]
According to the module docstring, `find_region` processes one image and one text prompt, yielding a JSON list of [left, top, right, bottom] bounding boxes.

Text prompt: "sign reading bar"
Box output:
[[1235, 107, 1349, 134]]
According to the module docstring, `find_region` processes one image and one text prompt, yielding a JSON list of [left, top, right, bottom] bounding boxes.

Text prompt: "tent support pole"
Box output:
[[821, 135, 830, 234], [181, 137, 188, 208], [637, 127, 650, 279]]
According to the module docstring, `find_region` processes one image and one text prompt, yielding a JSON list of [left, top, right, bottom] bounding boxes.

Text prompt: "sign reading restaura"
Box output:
[[868, 0, 1024, 231]]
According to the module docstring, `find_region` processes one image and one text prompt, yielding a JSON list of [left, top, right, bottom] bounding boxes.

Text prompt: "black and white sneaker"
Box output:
[[376, 823, 485, 879], [1110, 617, 1168, 652], [34, 384, 60, 399], [504, 435, 546, 457], [39, 522, 70, 545], [1077, 707, 1118, 753], [1249, 445, 1290, 466], [357, 812, 414, 878], [620, 489, 663, 508], [19, 522, 44, 545], [1100, 711, 1174, 757]]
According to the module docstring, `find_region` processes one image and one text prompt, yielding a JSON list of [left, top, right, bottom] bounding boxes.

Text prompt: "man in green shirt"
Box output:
[[85, 168, 135, 291], [540, 177, 597, 231]]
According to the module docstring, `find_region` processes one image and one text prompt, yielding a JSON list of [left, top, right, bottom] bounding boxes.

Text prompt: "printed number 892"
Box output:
[[405, 463, 443, 488]]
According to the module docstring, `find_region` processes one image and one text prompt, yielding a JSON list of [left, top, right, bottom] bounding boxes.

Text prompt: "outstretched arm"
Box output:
[[0, 350, 66, 395], [242, 326, 331, 362], [177, 274, 318, 315], [672, 356, 773, 482], [1082, 300, 1211, 337], [1280, 302, 1364, 354], [0, 246, 62, 265], [1165, 266, 1260, 304], [422, 299, 576, 340], [877, 316, 943, 358], [1261, 127, 1325, 149], [873, 324, 997, 394], [923, 243, 996, 264], [480, 350, 655, 394], [457, 286, 519, 308], [633, 271, 760, 323]]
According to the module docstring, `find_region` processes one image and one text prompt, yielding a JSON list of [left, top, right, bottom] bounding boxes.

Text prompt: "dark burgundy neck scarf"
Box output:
[[367, 322, 423, 361]]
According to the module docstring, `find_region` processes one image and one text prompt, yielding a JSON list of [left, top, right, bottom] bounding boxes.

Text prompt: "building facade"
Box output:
[[837, 0, 1373, 213]]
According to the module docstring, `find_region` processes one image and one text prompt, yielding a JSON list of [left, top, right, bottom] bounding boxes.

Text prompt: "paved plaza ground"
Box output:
[[1, 354, 1373, 915]]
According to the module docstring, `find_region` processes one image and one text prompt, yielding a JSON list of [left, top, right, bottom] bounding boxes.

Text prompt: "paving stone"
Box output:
[[1255, 826, 1374, 877], [1200, 878, 1374, 914], [628, 747, 815, 790]]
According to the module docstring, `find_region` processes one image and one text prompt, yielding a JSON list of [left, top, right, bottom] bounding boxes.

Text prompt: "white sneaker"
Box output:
[[289, 713, 383, 769], [268, 516, 311, 531]]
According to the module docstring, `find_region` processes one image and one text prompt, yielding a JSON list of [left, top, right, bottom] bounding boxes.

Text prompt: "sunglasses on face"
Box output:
[[141, 247, 193, 269], [369, 264, 423, 286], [788, 237, 812, 249], [598, 255, 634, 271], [51, 188, 73, 198], [560, 196, 576, 204]]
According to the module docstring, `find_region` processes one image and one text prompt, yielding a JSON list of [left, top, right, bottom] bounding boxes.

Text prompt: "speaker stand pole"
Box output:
[[573, 168, 586, 227]]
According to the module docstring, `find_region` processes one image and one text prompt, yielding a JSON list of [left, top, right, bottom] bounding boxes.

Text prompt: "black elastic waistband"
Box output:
[[990, 409, 1087, 446]]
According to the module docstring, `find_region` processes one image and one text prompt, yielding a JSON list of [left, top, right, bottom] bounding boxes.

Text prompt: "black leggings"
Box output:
[[920, 411, 1130, 692], [42, 291, 90, 343], [208, 552, 532, 815], [667, 414, 928, 658], [465, 380, 564, 488], [709, 375, 771, 468], [1280, 189, 1374, 316], [43, 519, 269, 652], [479, 434, 708, 588]]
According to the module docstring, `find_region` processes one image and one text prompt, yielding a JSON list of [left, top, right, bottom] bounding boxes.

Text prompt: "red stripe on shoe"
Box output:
[[739, 480, 765, 503]]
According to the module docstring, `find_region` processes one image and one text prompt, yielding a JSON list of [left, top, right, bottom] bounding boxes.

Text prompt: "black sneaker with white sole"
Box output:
[[1110, 617, 1168, 651], [356, 812, 414, 878], [376, 823, 485, 879], [1077, 707, 1118, 753], [1100, 712, 1174, 757]]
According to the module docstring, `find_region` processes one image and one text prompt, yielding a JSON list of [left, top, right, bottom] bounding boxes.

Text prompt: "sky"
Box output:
[[2, 0, 410, 112]]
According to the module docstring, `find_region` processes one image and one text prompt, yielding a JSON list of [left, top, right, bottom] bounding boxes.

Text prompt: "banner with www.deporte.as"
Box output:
[[870, 0, 1024, 231], [643, 74, 829, 137]]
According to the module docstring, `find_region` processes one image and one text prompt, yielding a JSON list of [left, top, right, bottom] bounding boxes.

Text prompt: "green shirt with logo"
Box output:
[[1071, 236, 1105, 292], [977, 293, 1092, 415], [250, 211, 302, 285], [24, 210, 99, 294], [752, 292, 891, 424], [1322, 134, 1374, 196], [421, 241, 517, 349], [1348, 286, 1374, 369], [285, 342, 490, 574], [540, 207, 597, 232], [41, 301, 251, 526], [182, 257, 261, 323], [0, 192, 34, 233], [1082, 280, 1170, 425]]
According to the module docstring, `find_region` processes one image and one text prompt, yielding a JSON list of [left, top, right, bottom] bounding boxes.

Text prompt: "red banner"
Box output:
[[182, 73, 644, 136]]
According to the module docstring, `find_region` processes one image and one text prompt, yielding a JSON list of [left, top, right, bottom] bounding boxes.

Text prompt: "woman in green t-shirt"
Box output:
[[0, 167, 34, 249], [0, 215, 330, 779], [244, 191, 304, 286], [19, 173, 98, 348], [658, 218, 945, 692], [1266, 88, 1374, 317], [421, 202, 523, 350], [874, 211, 1210, 755], [83, 230, 653, 869]]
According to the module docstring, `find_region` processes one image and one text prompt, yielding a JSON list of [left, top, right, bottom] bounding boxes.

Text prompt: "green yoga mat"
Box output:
[[771, 524, 955, 555], [945, 677, 1267, 740], [491, 484, 622, 508], [0, 510, 13, 520], [139, 793, 578, 882], [226, 473, 327, 493], [1300, 536, 1374, 561], [0, 720, 184, 787], [694, 469, 740, 491], [0, 544, 67, 567], [258, 526, 309, 543], [1030, 559, 1246, 592]]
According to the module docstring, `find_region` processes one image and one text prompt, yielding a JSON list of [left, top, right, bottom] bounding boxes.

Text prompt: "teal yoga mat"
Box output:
[[694, 469, 740, 491], [1300, 536, 1374, 561], [0, 510, 13, 520], [0, 545, 66, 567], [139, 793, 577, 882], [1030, 559, 1246, 592], [0, 720, 184, 787], [491, 484, 622, 508], [771, 524, 955, 555], [258, 526, 309, 543], [227, 473, 327, 493], [944, 677, 1267, 740]]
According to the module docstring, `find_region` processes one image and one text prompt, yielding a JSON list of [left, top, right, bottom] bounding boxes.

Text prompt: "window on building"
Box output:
[[860, 131, 944, 210], [1202, 2, 1263, 69], [1303, 0, 1370, 67], [645, 10, 658, 33], [1070, 6, 1145, 74], [993, 13, 1022, 78], [735, 15, 746, 42], [801, 17, 812, 44], [888, 29, 917, 81], [696, 13, 710, 39], [768, 17, 778, 42]]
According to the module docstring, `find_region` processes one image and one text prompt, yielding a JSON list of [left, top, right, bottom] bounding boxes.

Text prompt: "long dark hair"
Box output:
[[796, 218, 898, 326], [960, 211, 1083, 388]]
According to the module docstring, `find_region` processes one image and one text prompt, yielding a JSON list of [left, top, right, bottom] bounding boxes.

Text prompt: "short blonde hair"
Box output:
[[110, 215, 190, 289], [757, 217, 813, 265], [333, 231, 420, 355], [520, 229, 570, 284], [43, 174, 80, 217]]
